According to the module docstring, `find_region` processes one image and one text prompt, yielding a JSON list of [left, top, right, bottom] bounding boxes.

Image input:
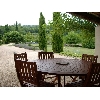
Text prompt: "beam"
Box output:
[[68, 12, 100, 25]]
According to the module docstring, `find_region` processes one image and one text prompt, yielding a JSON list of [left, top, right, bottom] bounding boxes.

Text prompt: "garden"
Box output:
[[0, 12, 96, 59]]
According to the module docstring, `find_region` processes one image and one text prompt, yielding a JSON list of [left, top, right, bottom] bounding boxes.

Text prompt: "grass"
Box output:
[[63, 46, 94, 55], [47, 45, 94, 56], [13, 43, 95, 58], [31, 44, 53, 52], [60, 46, 94, 58], [47, 45, 53, 52]]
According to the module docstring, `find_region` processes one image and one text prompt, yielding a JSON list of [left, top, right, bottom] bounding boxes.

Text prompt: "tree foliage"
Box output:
[[66, 31, 81, 44], [24, 32, 34, 42], [0, 25, 39, 37], [49, 12, 64, 53], [62, 13, 96, 34], [62, 13, 96, 48], [3, 31, 24, 44], [82, 37, 95, 49], [39, 12, 47, 51], [5, 24, 10, 33]]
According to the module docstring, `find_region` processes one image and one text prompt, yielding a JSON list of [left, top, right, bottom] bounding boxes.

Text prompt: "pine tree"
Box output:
[[39, 12, 47, 51]]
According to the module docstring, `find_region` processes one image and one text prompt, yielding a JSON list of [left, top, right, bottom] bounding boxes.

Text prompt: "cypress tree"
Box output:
[[15, 21, 18, 31], [39, 12, 47, 51], [52, 12, 63, 53]]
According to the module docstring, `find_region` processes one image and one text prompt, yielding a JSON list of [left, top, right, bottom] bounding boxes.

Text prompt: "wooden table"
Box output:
[[31, 58, 91, 87]]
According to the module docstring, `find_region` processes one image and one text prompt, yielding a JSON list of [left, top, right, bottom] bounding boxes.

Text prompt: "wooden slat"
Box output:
[[14, 52, 28, 61], [38, 52, 54, 59]]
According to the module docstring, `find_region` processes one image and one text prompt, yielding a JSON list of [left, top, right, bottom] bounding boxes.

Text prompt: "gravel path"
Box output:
[[0, 44, 74, 87]]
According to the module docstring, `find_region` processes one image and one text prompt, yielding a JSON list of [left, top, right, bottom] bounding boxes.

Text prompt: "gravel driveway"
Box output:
[[0, 44, 74, 87]]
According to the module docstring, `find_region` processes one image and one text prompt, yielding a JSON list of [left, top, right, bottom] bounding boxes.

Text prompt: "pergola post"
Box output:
[[95, 25, 100, 63]]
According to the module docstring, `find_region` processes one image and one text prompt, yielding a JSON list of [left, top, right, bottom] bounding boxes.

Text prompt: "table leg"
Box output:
[[64, 76, 65, 87], [58, 76, 61, 87]]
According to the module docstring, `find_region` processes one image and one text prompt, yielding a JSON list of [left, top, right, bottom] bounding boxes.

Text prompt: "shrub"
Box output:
[[24, 32, 34, 42], [82, 37, 95, 49], [66, 31, 81, 44], [3, 31, 24, 44], [59, 51, 82, 58]]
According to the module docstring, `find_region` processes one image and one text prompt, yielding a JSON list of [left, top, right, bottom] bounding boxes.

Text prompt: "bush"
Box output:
[[24, 32, 34, 42], [3, 31, 24, 44], [66, 31, 81, 44], [82, 37, 95, 49], [59, 50, 82, 58]]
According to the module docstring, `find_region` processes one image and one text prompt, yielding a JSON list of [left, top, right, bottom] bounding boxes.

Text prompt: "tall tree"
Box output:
[[39, 12, 47, 51], [15, 21, 18, 31], [52, 12, 64, 53]]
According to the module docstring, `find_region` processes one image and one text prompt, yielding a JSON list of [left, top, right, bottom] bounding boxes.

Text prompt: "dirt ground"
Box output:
[[0, 44, 74, 87]]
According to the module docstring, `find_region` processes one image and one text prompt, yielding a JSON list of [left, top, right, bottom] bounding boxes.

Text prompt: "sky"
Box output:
[[0, 0, 55, 25], [0, 0, 99, 26]]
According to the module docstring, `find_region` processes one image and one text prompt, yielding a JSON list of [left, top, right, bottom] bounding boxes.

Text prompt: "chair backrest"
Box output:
[[84, 63, 100, 86], [82, 54, 98, 63], [14, 52, 28, 61], [38, 52, 54, 59], [87, 55, 98, 63], [82, 54, 87, 60], [15, 60, 38, 87]]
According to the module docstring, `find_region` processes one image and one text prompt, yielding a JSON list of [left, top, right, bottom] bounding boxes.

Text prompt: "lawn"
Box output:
[[32, 44, 94, 56], [63, 46, 94, 55], [31, 44, 53, 51], [60, 46, 94, 58], [15, 43, 95, 58]]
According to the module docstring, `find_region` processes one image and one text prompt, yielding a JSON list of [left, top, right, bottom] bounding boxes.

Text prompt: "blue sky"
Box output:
[[0, 0, 99, 25]]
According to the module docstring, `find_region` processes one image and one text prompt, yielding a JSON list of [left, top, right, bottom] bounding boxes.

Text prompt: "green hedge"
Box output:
[[82, 37, 95, 49]]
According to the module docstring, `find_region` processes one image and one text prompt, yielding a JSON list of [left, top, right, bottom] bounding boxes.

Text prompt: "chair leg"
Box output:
[[51, 77, 58, 83], [70, 76, 78, 82], [79, 76, 86, 81], [64, 76, 65, 87], [58, 76, 62, 87], [72, 76, 78, 82]]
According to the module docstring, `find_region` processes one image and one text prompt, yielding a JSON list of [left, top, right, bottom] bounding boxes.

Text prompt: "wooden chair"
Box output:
[[38, 52, 59, 85], [14, 52, 28, 61], [15, 60, 55, 87], [79, 54, 98, 80], [14, 52, 28, 80], [69, 54, 98, 82], [82, 54, 98, 63], [65, 63, 100, 87]]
